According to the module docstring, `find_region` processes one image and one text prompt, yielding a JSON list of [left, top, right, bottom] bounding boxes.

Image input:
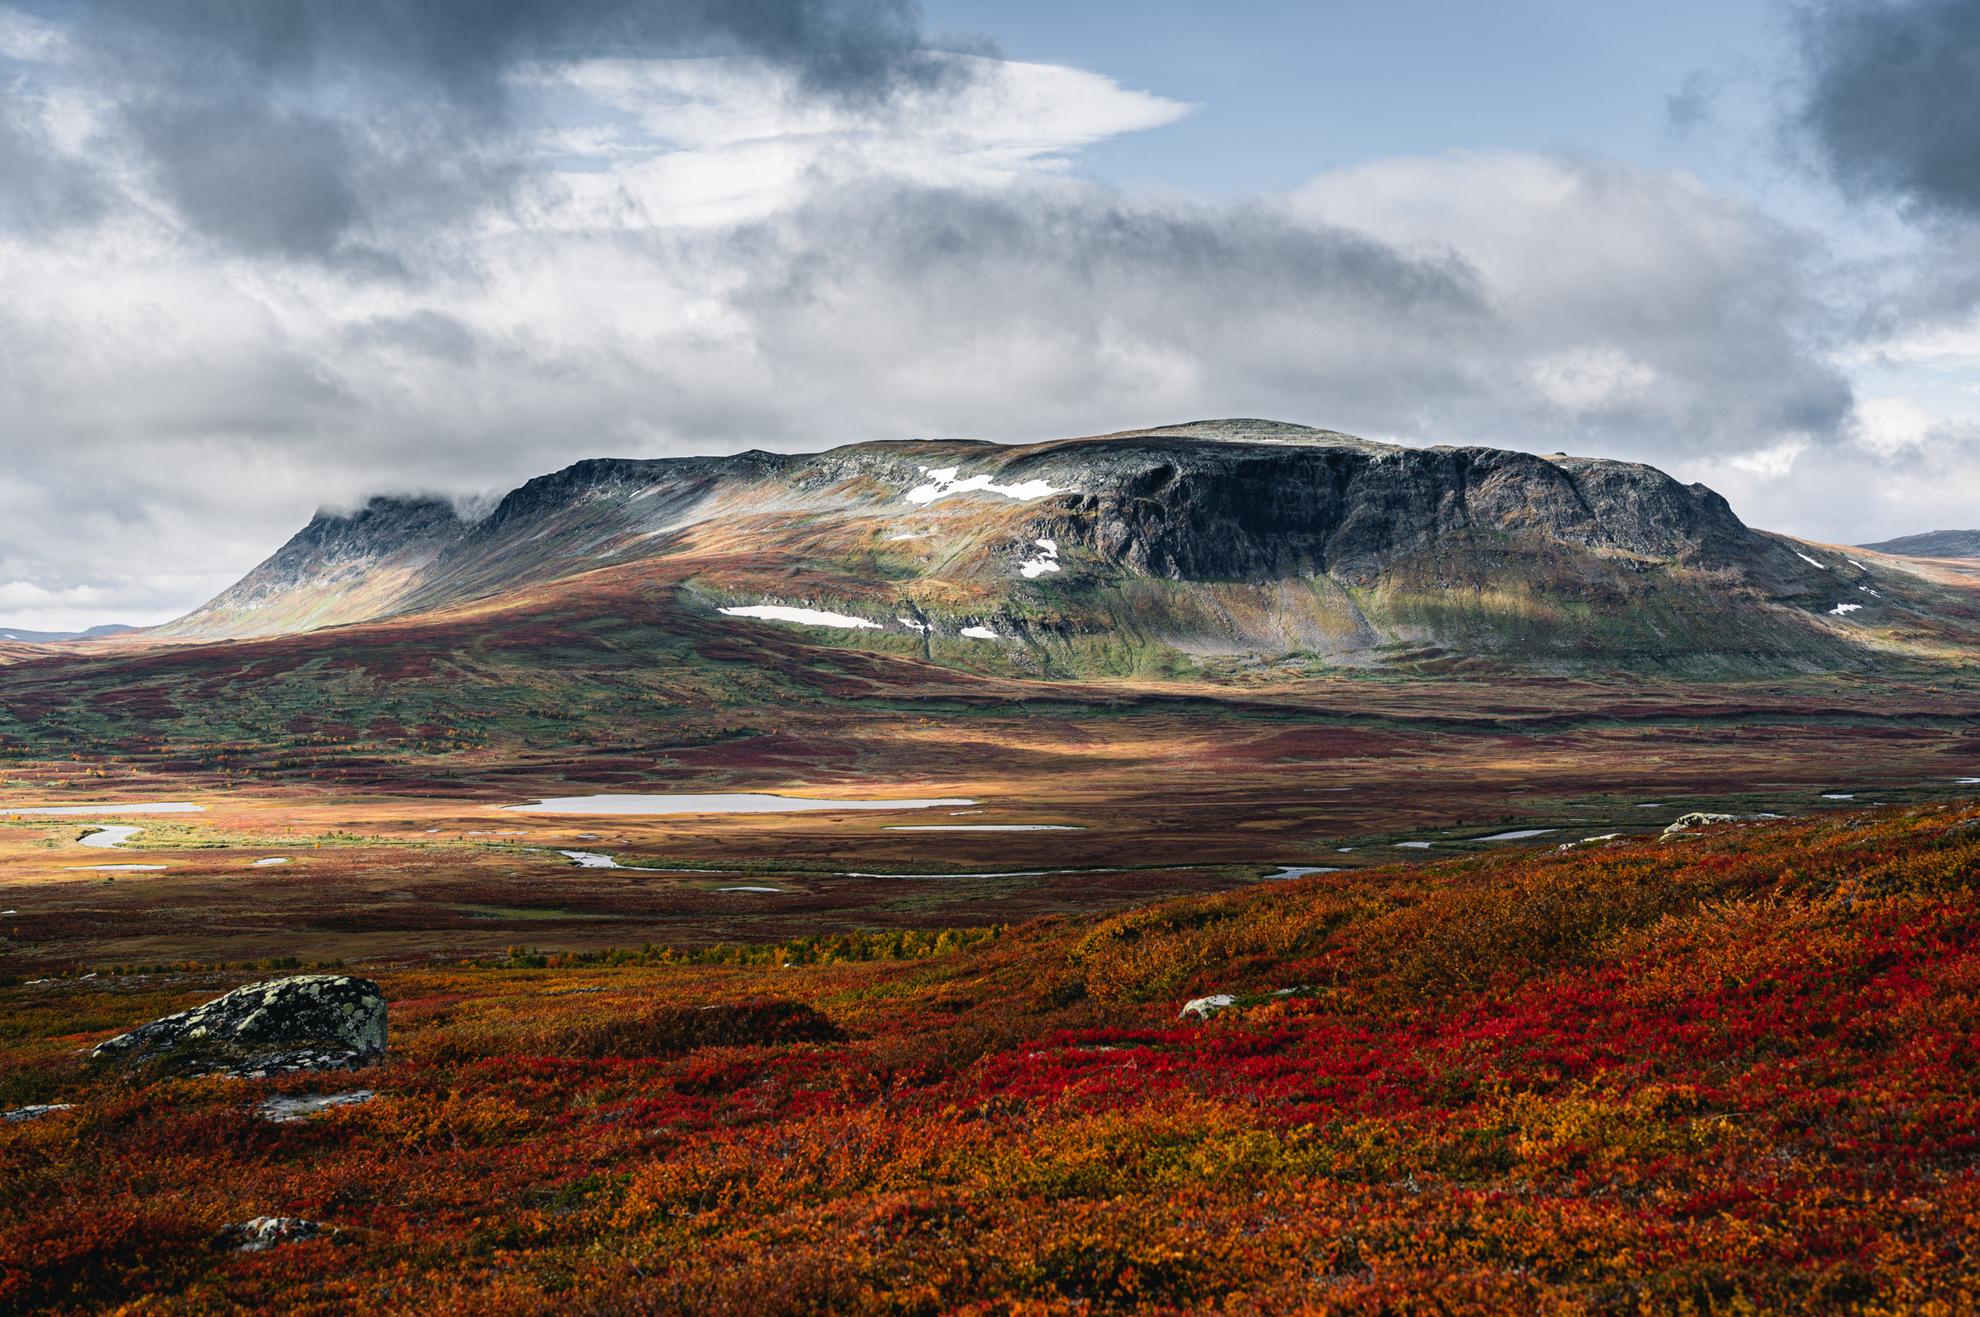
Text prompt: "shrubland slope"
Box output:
[[4, 803, 1978, 1311]]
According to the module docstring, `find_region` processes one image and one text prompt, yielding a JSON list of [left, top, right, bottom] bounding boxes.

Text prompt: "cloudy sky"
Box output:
[[3, 0, 1979, 630]]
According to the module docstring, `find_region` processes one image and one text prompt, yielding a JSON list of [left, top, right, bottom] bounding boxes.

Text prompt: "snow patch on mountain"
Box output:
[[1018, 538, 1061, 578], [906, 466, 1069, 506], [720, 605, 882, 630]]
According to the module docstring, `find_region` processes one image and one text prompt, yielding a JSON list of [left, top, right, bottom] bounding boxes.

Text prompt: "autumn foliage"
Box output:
[[4, 806, 1979, 1312]]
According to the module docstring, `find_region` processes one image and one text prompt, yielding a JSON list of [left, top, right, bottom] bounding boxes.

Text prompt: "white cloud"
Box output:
[[4, 51, 1968, 630], [1725, 438, 1809, 479], [1845, 311, 1980, 379], [522, 54, 1191, 228], [0, 6, 68, 62], [1852, 396, 1943, 456], [1528, 348, 1659, 415], [1686, 397, 1980, 546], [0, 577, 206, 633], [1290, 151, 1849, 454]]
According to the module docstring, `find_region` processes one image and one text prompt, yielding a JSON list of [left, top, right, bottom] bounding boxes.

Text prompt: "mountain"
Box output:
[[1859, 529, 1980, 559], [0, 623, 137, 644], [157, 495, 467, 637], [156, 420, 1973, 674]]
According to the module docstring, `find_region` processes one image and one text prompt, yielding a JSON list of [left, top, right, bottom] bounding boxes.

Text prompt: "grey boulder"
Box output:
[[91, 974, 386, 1078], [256, 1089, 375, 1123], [1661, 811, 1780, 839], [217, 1217, 330, 1252], [1179, 993, 1236, 1021]]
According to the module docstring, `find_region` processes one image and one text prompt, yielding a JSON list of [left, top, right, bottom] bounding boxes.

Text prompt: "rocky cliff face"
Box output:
[[985, 431, 1766, 586]]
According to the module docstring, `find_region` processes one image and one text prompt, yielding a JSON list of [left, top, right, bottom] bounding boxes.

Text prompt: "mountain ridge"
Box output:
[[149, 419, 1967, 674], [0, 623, 138, 645], [1860, 529, 1980, 559]]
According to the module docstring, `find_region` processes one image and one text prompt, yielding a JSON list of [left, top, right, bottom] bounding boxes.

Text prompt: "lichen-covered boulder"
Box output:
[[256, 1089, 375, 1123], [217, 1217, 329, 1252], [1663, 811, 1741, 835], [90, 975, 386, 1078], [1179, 994, 1236, 1021], [1661, 811, 1777, 839]]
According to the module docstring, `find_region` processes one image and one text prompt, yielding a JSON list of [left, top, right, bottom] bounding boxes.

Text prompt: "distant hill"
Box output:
[[0, 623, 135, 644], [1859, 529, 1980, 559], [151, 419, 1970, 674]]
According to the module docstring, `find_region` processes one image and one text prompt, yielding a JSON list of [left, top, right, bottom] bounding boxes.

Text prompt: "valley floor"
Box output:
[[4, 805, 1979, 1312], [2, 664, 1977, 970]]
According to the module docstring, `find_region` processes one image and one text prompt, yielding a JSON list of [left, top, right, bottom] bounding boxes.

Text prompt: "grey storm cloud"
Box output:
[[1792, 0, 1980, 220], [728, 186, 1492, 334], [0, 97, 105, 232], [122, 100, 374, 263], [718, 184, 1505, 439], [35, 0, 987, 264], [75, 0, 977, 104], [718, 173, 1852, 459], [341, 310, 482, 366]]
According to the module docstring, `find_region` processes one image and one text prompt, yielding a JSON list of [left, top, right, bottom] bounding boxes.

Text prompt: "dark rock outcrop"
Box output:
[[998, 435, 1763, 585], [90, 974, 387, 1078]]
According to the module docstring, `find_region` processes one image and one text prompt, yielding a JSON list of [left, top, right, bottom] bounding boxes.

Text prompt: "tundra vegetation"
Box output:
[[4, 805, 1978, 1312]]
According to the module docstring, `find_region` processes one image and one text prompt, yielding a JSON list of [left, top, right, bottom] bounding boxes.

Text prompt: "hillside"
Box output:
[[153, 420, 1974, 675], [6, 803, 1979, 1312], [0, 625, 134, 645], [1861, 529, 1980, 559]]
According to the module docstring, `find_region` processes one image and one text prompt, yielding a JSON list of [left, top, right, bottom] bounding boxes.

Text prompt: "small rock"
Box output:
[[257, 1089, 375, 1123], [90, 974, 387, 1078], [1661, 811, 1777, 838], [1179, 994, 1236, 1021], [217, 1217, 329, 1253], [2, 1103, 74, 1123], [1663, 812, 1741, 835]]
